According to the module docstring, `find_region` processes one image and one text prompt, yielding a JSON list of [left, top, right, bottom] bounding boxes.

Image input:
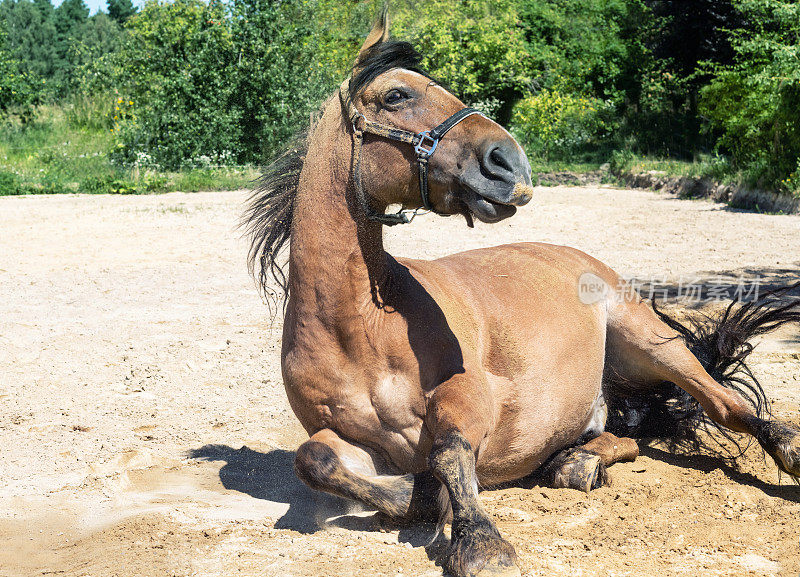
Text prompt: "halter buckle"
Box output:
[[351, 111, 367, 132], [414, 131, 438, 158]]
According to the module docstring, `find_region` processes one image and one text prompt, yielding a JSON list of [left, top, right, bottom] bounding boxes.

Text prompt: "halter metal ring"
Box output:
[[414, 131, 438, 157]]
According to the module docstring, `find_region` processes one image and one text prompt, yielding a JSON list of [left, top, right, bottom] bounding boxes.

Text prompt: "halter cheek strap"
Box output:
[[339, 79, 483, 226]]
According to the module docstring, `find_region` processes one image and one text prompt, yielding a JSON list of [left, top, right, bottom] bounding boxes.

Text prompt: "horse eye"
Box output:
[[384, 89, 407, 105]]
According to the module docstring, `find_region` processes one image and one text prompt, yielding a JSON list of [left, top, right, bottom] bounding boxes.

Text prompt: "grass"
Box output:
[[0, 104, 259, 196], [610, 151, 734, 183], [527, 158, 604, 174], [610, 151, 800, 199]]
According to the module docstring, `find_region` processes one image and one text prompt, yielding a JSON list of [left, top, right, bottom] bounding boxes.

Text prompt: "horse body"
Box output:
[[403, 244, 611, 485], [284, 238, 613, 485], [247, 11, 800, 577]]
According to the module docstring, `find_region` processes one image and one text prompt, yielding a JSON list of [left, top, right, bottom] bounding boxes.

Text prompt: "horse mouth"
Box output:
[[458, 187, 518, 225]]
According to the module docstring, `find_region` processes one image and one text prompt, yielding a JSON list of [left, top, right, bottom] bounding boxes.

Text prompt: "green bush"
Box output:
[[392, 0, 532, 122], [511, 89, 613, 159], [109, 0, 336, 169], [0, 169, 21, 194], [108, 0, 240, 169], [609, 149, 635, 174], [78, 173, 115, 193], [701, 0, 800, 192], [0, 28, 33, 118]]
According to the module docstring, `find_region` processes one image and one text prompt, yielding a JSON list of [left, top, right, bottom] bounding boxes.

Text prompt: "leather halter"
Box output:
[[339, 79, 483, 226]]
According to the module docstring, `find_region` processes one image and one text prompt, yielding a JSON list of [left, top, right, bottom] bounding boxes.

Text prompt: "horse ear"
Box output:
[[356, 5, 390, 65]]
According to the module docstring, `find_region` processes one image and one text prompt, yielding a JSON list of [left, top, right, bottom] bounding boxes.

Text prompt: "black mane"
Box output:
[[242, 40, 429, 306], [242, 131, 306, 306], [350, 40, 426, 97]]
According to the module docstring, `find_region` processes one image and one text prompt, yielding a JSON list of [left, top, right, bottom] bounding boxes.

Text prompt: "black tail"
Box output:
[[607, 281, 800, 457]]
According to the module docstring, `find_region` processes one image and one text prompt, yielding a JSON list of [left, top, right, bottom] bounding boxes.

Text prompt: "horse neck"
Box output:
[[287, 107, 390, 322]]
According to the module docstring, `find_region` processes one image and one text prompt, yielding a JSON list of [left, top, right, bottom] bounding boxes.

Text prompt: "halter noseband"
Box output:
[[339, 79, 483, 226]]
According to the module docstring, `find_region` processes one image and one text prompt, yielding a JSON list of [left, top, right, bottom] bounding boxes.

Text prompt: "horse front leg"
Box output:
[[427, 375, 520, 577], [294, 428, 439, 522]]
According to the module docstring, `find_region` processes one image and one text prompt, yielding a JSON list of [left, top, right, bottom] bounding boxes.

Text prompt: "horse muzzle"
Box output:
[[458, 141, 533, 223]]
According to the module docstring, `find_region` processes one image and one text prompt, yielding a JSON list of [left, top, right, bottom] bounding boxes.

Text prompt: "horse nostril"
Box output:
[[490, 147, 513, 173], [483, 144, 516, 181]]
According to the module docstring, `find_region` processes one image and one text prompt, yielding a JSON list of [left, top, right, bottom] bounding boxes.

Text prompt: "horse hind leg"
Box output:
[[294, 428, 440, 522], [606, 291, 800, 478], [541, 432, 639, 492]]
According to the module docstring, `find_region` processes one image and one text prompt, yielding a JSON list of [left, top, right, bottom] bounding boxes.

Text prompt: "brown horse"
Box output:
[[244, 12, 800, 577]]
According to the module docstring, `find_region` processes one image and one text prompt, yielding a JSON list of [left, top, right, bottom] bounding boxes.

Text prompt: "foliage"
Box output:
[[109, 0, 240, 169], [226, 0, 336, 162], [637, 0, 746, 155], [701, 0, 800, 192], [609, 150, 734, 181], [109, 0, 339, 168], [392, 0, 532, 122], [0, 28, 32, 115], [0, 0, 122, 99], [518, 0, 649, 105], [107, 0, 135, 24], [511, 89, 613, 159], [0, 0, 798, 200], [0, 0, 57, 95], [0, 102, 257, 195]]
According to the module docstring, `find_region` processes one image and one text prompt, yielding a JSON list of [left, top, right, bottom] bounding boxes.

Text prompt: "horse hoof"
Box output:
[[756, 419, 800, 477], [543, 448, 608, 492], [444, 517, 518, 577]]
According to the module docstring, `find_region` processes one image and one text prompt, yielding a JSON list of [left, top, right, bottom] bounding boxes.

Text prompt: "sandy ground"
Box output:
[[1, 185, 799, 577]]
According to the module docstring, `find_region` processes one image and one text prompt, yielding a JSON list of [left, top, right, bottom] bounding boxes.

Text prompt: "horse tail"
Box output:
[[606, 281, 800, 456]]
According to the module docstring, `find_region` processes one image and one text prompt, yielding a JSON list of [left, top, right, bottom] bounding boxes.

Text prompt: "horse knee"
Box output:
[[294, 440, 340, 491], [429, 430, 474, 473]]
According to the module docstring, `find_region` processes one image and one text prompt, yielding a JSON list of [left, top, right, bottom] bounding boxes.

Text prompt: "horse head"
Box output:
[[343, 10, 533, 226]]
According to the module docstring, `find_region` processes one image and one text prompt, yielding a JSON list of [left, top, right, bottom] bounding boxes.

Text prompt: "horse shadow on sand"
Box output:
[[188, 441, 800, 536], [639, 445, 800, 503], [187, 444, 442, 550]]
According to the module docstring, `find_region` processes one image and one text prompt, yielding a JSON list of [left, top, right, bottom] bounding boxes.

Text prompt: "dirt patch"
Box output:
[[535, 170, 604, 187], [0, 187, 798, 576]]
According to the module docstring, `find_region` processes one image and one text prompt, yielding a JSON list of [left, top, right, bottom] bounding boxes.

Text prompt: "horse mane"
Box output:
[[242, 40, 430, 306], [242, 131, 308, 305], [349, 40, 425, 97]]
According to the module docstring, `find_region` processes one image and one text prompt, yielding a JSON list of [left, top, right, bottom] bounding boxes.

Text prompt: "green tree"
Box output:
[[107, 0, 136, 24], [638, 0, 745, 154], [51, 0, 89, 91], [518, 0, 648, 104], [228, 0, 336, 161], [0, 0, 58, 95], [0, 27, 32, 114], [701, 0, 800, 192], [392, 0, 532, 123], [111, 0, 240, 168], [67, 12, 122, 94], [54, 0, 88, 34], [112, 0, 350, 167]]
